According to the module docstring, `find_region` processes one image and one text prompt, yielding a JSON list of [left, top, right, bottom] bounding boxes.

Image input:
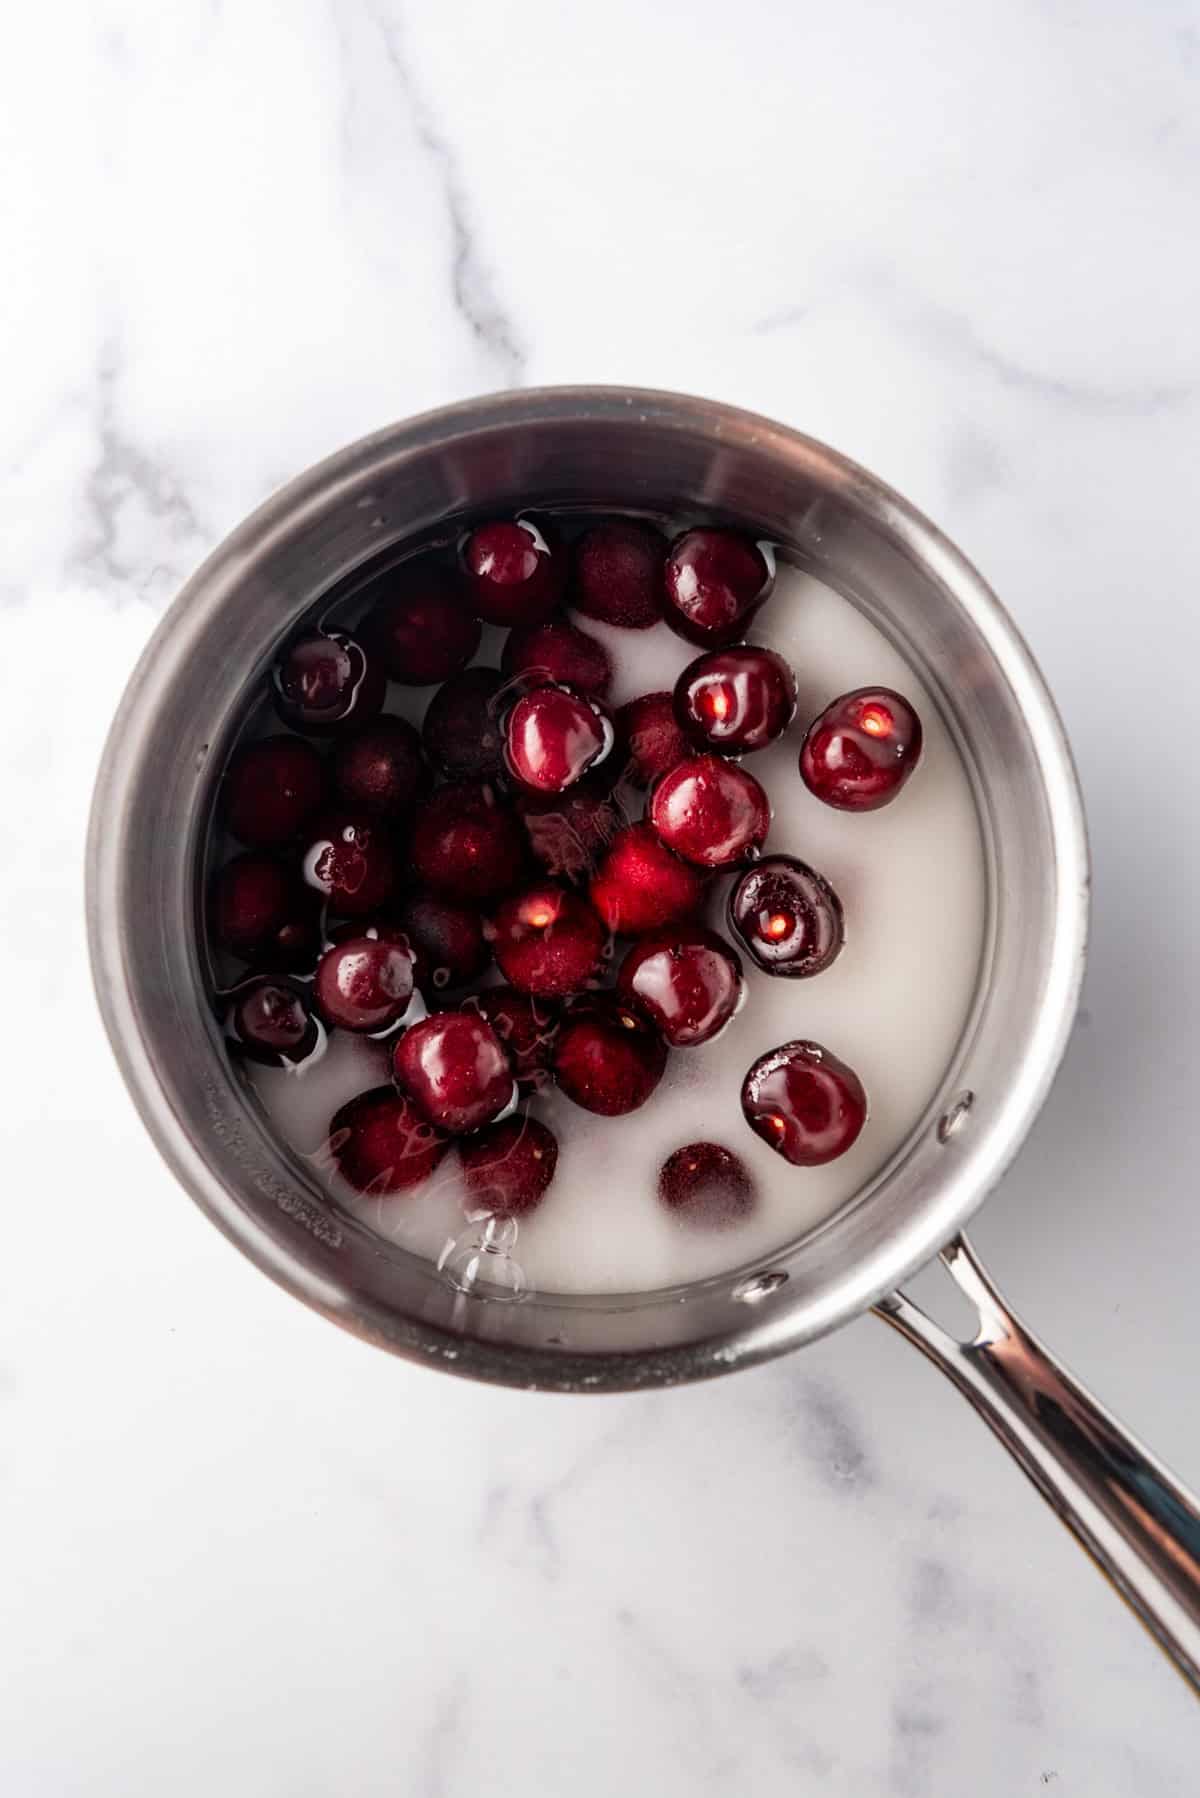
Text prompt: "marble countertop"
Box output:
[[4, 3, 1200, 1792]]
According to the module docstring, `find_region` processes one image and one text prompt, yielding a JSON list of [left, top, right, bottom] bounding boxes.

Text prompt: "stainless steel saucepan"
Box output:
[[85, 387, 1200, 1688]]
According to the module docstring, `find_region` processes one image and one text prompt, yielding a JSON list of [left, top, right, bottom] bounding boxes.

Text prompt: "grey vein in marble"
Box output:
[[944, 426, 1012, 510], [365, 2, 525, 388], [909, 1556, 968, 1629], [795, 1378, 877, 1492], [474, 1479, 511, 1545], [738, 1644, 830, 1701], [1013, 1666, 1045, 1729], [488, 1408, 657, 1584], [418, 1674, 467, 1798], [750, 303, 812, 336], [875, 271, 1196, 419], [614, 1607, 739, 1786], [72, 338, 206, 599], [472, 1472, 562, 1581], [888, 1694, 945, 1798], [752, 265, 1197, 419]]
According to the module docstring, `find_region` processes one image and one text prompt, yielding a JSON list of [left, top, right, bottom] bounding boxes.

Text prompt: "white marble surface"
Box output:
[[3, 2, 1200, 1791]]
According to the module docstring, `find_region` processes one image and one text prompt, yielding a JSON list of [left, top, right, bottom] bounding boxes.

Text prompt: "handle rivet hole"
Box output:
[[937, 1091, 975, 1144], [734, 1270, 789, 1304]]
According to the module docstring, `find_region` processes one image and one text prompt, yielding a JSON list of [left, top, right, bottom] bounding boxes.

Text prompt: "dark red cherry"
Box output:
[[648, 755, 770, 869], [658, 1142, 757, 1229], [503, 686, 612, 794], [366, 563, 481, 684], [327, 1086, 449, 1194], [331, 717, 427, 819], [460, 987, 560, 1092], [616, 691, 690, 789], [223, 736, 326, 849], [589, 822, 707, 936], [395, 892, 491, 994], [266, 888, 324, 970], [421, 666, 504, 778], [409, 781, 526, 903], [314, 934, 415, 1033], [572, 519, 666, 629], [515, 781, 624, 884], [218, 873, 321, 971], [274, 631, 385, 733], [391, 1010, 514, 1135], [210, 853, 294, 958], [462, 518, 565, 625], [741, 1040, 867, 1166], [501, 615, 613, 699], [458, 1114, 559, 1216], [301, 810, 397, 916], [728, 855, 844, 978], [662, 529, 773, 648], [227, 976, 319, 1066], [553, 996, 668, 1117], [674, 646, 796, 754], [616, 927, 743, 1048], [490, 883, 606, 997], [800, 687, 923, 811]]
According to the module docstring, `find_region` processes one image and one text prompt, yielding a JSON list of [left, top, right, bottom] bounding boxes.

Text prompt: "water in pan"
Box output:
[[231, 544, 986, 1297]]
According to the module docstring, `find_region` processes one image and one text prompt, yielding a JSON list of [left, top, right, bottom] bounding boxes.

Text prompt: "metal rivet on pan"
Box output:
[[937, 1090, 975, 1144], [734, 1270, 789, 1304]]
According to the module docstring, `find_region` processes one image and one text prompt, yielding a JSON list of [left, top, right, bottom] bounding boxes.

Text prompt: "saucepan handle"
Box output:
[[876, 1234, 1200, 1691]]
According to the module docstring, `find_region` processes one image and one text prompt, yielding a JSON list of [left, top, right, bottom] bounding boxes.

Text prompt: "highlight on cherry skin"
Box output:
[[648, 754, 771, 870], [616, 927, 743, 1048], [728, 855, 845, 979], [741, 1040, 868, 1167], [801, 686, 923, 811], [503, 685, 613, 795], [662, 528, 774, 647], [461, 518, 565, 627], [273, 630, 387, 734], [674, 645, 797, 755]]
